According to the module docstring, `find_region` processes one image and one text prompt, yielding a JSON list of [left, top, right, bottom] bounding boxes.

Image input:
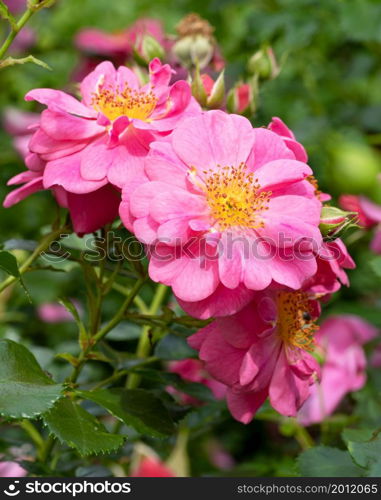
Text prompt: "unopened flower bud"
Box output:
[[139, 34, 165, 63], [200, 74, 215, 96], [173, 34, 214, 69], [226, 81, 256, 116], [173, 14, 216, 70], [204, 70, 225, 109], [191, 66, 208, 107], [320, 206, 358, 239], [247, 47, 279, 80], [190, 34, 214, 68], [173, 36, 194, 68]]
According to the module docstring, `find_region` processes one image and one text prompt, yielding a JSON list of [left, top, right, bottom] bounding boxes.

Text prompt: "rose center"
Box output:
[[202, 163, 271, 230], [276, 291, 318, 352], [92, 85, 157, 122]]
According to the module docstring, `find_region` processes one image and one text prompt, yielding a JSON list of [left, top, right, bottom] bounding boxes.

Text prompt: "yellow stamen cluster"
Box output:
[[276, 291, 319, 352], [202, 163, 271, 230], [307, 175, 323, 200], [92, 85, 157, 122]]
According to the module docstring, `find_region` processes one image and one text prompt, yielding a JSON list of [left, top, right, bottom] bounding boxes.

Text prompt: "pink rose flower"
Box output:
[[298, 315, 378, 425], [4, 59, 199, 235], [188, 290, 321, 423], [0, 461, 26, 477], [168, 358, 226, 404], [121, 110, 322, 318]]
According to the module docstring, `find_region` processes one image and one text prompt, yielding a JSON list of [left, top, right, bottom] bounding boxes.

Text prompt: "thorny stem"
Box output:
[[0, 0, 54, 61], [126, 283, 168, 389], [67, 276, 147, 384]]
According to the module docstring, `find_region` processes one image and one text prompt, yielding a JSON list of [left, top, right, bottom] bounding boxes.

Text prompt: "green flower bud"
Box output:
[[206, 70, 225, 109], [172, 36, 194, 68], [247, 47, 279, 80], [320, 206, 359, 239], [190, 34, 214, 69], [191, 65, 208, 107], [173, 34, 214, 69], [140, 35, 165, 62]]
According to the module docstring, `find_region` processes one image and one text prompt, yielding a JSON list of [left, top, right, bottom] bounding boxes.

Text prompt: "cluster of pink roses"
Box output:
[[5, 56, 377, 425]]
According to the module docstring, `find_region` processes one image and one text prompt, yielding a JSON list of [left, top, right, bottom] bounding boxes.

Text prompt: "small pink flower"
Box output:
[[121, 111, 322, 318], [73, 19, 167, 82], [189, 290, 321, 423], [132, 456, 175, 477], [76, 19, 165, 59], [298, 315, 378, 425], [37, 301, 81, 323], [168, 358, 226, 404], [4, 59, 199, 235], [0, 461, 26, 477]]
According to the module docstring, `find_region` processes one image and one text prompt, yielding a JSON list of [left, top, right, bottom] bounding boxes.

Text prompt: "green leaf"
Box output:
[[0, 251, 19, 278], [121, 389, 175, 437], [298, 446, 364, 477], [344, 428, 381, 470], [0, 339, 63, 419], [367, 461, 381, 477], [58, 297, 88, 347], [154, 333, 196, 360], [43, 399, 125, 456], [183, 401, 225, 431], [80, 388, 175, 438]]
